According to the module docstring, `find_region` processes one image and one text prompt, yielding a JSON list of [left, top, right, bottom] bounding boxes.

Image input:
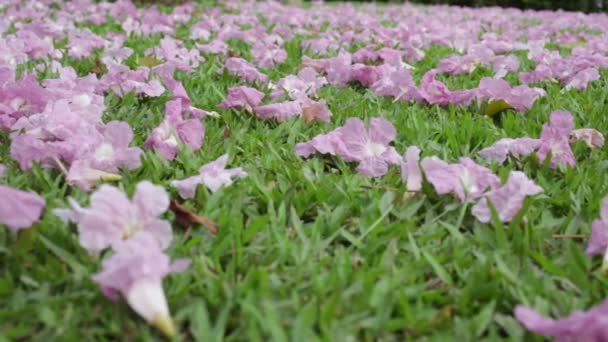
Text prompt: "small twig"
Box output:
[[552, 234, 585, 239], [169, 200, 218, 236], [52, 156, 69, 176]]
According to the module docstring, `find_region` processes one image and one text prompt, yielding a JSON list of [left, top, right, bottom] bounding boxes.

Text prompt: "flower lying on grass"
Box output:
[[514, 300, 608, 341], [219, 86, 265, 112], [471, 171, 543, 223], [586, 196, 608, 273], [479, 110, 602, 168], [93, 233, 189, 338], [171, 154, 247, 199], [0, 185, 45, 232], [296, 117, 402, 177], [53, 181, 172, 253]]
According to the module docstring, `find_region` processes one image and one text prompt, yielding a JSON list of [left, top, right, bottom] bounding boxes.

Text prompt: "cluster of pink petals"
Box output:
[[420, 157, 500, 202], [92, 233, 188, 337], [479, 110, 602, 168], [224, 57, 269, 84], [419, 69, 476, 107], [219, 86, 265, 111], [171, 154, 247, 199], [471, 171, 543, 223], [53, 181, 172, 253], [99, 65, 165, 98], [251, 42, 287, 68], [146, 37, 204, 73], [0, 185, 46, 232], [586, 196, 608, 272], [476, 78, 546, 112], [515, 300, 608, 341], [144, 99, 205, 161], [296, 117, 402, 177]]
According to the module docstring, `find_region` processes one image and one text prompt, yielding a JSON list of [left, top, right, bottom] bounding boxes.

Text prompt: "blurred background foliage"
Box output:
[[320, 0, 607, 12]]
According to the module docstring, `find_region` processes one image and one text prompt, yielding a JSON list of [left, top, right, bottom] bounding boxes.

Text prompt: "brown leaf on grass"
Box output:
[[90, 59, 106, 76], [169, 200, 218, 236], [223, 126, 231, 140]]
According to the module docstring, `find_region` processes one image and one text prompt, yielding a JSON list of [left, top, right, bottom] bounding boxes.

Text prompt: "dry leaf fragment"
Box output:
[[169, 200, 218, 236]]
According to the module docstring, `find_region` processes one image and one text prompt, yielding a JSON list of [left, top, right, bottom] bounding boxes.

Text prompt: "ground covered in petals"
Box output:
[[2, 0, 608, 340]]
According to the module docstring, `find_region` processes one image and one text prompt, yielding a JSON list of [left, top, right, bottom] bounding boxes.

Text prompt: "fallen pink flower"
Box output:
[[224, 57, 268, 84], [171, 154, 247, 199], [296, 118, 401, 177], [471, 171, 543, 223], [537, 110, 576, 168], [53, 181, 172, 253], [419, 69, 476, 106], [476, 78, 545, 112], [570, 128, 605, 148], [219, 86, 265, 111], [514, 300, 608, 341], [400, 146, 422, 192], [478, 138, 540, 163], [420, 157, 500, 202], [0, 185, 45, 232], [92, 233, 189, 338], [586, 196, 608, 272]]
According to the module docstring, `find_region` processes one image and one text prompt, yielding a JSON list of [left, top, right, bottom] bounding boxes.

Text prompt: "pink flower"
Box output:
[[251, 42, 287, 68], [514, 300, 608, 341], [92, 233, 189, 337], [254, 101, 302, 122], [478, 138, 540, 163], [146, 37, 203, 73], [219, 86, 265, 111], [171, 154, 247, 199], [270, 67, 327, 101], [224, 57, 268, 84], [420, 157, 500, 202], [471, 171, 543, 223], [586, 196, 608, 272], [419, 69, 476, 106], [145, 100, 205, 161], [0, 185, 45, 232], [570, 128, 605, 148], [53, 181, 172, 253], [400, 146, 422, 192], [477, 77, 545, 112], [371, 65, 422, 102], [296, 118, 402, 177], [565, 67, 600, 91], [537, 110, 576, 168]]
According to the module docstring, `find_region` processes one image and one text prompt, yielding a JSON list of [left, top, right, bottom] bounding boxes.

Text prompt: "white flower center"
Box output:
[[364, 142, 387, 157], [10, 97, 26, 111], [95, 143, 115, 161], [72, 94, 91, 107]]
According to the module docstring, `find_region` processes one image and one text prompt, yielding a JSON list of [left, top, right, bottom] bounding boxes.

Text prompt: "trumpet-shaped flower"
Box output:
[[0, 185, 45, 232]]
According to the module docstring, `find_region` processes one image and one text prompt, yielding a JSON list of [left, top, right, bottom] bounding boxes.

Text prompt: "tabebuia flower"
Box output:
[[224, 57, 269, 84], [586, 196, 608, 272], [53, 181, 172, 253], [145, 99, 205, 161], [570, 128, 605, 148], [478, 138, 540, 163], [419, 69, 476, 106], [471, 171, 543, 223], [145, 37, 203, 73], [400, 146, 422, 192], [171, 154, 247, 199], [0, 185, 45, 232], [251, 41, 287, 68], [92, 233, 189, 338], [270, 67, 327, 101], [420, 157, 500, 202], [296, 117, 402, 177], [537, 110, 576, 168], [219, 86, 265, 112], [476, 78, 545, 113], [370, 65, 422, 102], [514, 300, 608, 341]]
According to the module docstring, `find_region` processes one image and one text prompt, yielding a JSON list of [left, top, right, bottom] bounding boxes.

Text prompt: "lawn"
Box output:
[[1, 0, 608, 340]]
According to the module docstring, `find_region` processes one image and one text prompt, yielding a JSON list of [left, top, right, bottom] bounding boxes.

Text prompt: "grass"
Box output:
[[2, 3, 608, 341]]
